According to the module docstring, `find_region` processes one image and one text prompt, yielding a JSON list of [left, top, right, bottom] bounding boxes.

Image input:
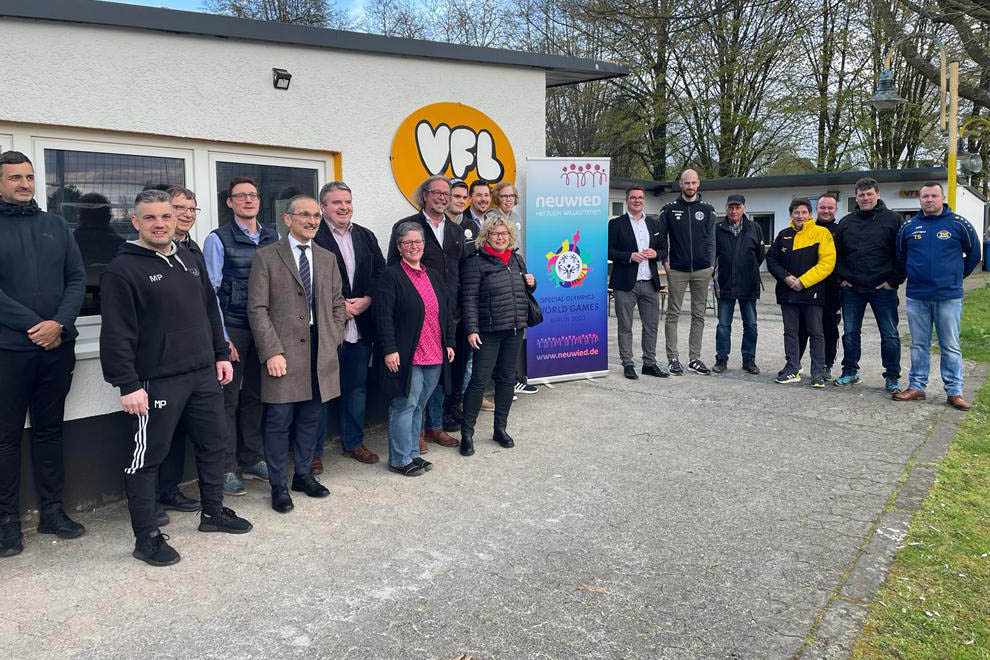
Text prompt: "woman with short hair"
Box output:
[[459, 215, 536, 456], [375, 222, 455, 476]]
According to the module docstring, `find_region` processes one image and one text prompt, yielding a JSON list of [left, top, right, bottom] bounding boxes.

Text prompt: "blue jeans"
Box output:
[[840, 287, 901, 378], [314, 339, 371, 456], [423, 379, 445, 431], [715, 298, 757, 361], [905, 297, 964, 396], [388, 364, 441, 467]]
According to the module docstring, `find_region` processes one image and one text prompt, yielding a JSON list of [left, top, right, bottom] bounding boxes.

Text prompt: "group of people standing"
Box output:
[[0, 148, 537, 565], [610, 170, 982, 407]]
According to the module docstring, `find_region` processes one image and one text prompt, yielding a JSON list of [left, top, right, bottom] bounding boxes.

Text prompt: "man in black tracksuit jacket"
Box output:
[[100, 189, 251, 567], [656, 169, 716, 374]]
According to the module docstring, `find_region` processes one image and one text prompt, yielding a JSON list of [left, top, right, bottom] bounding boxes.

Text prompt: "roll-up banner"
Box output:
[[524, 157, 610, 383]]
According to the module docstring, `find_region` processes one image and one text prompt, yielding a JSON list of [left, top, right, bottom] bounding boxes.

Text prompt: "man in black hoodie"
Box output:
[[0, 151, 86, 558], [832, 178, 905, 393], [100, 189, 252, 567]]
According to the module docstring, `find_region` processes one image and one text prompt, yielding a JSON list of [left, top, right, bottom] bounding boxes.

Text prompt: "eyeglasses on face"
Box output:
[[173, 205, 201, 214], [499, 194, 517, 199], [230, 193, 259, 201], [489, 231, 510, 238], [400, 239, 425, 247], [427, 190, 451, 199], [289, 211, 321, 220]]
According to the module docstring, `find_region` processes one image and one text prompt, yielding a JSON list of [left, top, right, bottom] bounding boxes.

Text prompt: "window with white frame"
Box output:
[[210, 152, 324, 237], [35, 140, 193, 316], [0, 135, 11, 153]]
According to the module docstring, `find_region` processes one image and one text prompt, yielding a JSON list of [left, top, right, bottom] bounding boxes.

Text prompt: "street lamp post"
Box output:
[[867, 34, 960, 208]]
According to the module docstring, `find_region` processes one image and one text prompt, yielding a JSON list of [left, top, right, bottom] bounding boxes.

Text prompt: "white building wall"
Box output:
[[0, 18, 547, 422]]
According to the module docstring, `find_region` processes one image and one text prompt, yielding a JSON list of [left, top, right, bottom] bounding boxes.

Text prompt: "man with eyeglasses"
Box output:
[[247, 196, 346, 513], [203, 177, 278, 497], [387, 176, 465, 453], [311, 181, 386, 471]]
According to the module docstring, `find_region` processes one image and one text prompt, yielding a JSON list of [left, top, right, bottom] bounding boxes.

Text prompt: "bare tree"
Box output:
[[202, 0, 353, 28], [361, 0, 429, 38]]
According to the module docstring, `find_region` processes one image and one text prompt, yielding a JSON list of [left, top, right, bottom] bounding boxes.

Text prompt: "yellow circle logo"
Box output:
[[390, 102, 516, 208]]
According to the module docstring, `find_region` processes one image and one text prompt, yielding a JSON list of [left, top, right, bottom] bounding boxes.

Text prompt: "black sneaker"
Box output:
[[37, 506, 86, 539], [412, 456, 434, 472], [822, 366, 833, 382], [742, 359, 760, 375], [133, 531, 180, 566], [199, 507, 253, 534], [775, 370, 801, 384], [0, 515, 23, 558], [668, 359, 684, 375], [688, 359, 711, 375], [641, 364, 669, 378], [514, 382, 539, 394], [159, 490, 201, 512], [712, 359, 728, 374], [623, 364, 639, 379]]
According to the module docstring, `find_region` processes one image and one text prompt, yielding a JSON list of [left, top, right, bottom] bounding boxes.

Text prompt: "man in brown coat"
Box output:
[[248, 195, 346, 513]]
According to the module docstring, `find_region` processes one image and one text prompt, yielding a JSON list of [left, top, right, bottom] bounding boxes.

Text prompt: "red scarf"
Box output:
[[483, 245, 511, 265]]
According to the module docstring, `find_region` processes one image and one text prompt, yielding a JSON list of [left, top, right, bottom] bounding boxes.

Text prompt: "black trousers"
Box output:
[[799, 291, 840, 368], [263, 327, 322, 487], [157, 419, 188, 499], [782, 304, 824, 378], [223, 326, 264, 472], [462, 329, 524, 434], [124, 366, 225, 539], [0, 342, 75, 517]]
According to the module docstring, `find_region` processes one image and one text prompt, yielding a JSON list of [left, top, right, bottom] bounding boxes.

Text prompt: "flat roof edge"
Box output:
[[0, 0, 627, 86]]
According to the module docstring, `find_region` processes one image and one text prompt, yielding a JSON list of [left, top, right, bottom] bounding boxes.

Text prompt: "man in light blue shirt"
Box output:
[[202, 176, 278, 495]]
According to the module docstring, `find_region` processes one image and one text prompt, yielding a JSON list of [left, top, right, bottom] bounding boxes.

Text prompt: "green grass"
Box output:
[[959, 283, 990, 363], [851, 347, 990, 656]]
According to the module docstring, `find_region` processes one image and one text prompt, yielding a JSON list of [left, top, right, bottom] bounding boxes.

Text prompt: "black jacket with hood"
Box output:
[[833, 199, 905, 293], [99, 241, 229, 395], [0, 200, 85, 350]]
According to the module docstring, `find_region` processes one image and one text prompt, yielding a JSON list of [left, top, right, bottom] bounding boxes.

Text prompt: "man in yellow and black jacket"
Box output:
[[765, 198, 836, 387]]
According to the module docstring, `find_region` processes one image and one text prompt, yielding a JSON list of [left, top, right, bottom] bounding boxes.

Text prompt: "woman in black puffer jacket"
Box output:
[[458, 215, 536, 456]]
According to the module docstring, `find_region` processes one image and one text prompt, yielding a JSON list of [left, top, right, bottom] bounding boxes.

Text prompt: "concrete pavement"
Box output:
[[2, 292, 981, 660]]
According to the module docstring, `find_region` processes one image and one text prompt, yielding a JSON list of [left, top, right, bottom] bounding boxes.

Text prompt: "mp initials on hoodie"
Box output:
[[99, 241, 229, 396]]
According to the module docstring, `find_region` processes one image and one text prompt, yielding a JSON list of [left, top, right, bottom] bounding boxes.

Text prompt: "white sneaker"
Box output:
[[514, 382, 539, 394]]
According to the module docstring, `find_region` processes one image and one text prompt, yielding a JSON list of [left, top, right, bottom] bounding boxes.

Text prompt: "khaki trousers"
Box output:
[[664, 267, 713, 362]]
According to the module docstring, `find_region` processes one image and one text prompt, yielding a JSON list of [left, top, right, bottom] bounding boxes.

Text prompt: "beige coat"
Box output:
[[247, 237, 347, 404]]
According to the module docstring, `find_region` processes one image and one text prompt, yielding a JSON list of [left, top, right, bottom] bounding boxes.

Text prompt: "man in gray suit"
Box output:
[[247, 195, 346, 513]]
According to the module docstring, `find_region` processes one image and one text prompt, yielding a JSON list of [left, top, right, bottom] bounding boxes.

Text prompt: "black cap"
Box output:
[[726, 194, 746, 205]]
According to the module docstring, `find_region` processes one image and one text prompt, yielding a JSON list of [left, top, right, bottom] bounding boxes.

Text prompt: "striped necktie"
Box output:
[[297, 244, 313, 308]]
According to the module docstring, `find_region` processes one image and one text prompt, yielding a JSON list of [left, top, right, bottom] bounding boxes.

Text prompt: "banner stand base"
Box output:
[[531, 371, 609, 386]]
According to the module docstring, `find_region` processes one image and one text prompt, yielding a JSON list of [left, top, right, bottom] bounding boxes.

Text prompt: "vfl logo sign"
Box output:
[[391, 102, 516, 209]]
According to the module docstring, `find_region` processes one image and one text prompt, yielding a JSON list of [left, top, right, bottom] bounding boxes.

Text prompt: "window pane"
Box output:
[[44, 148, 186, 316], [751, 214, 774, 245], [215, 161, 319, 235]]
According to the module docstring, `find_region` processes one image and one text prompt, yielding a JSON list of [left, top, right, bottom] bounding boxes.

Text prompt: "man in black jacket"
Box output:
[[608, 186, 667, 379], [0, 151, 86, 558], [459, 179, 490, 249], [832, 178, 905, 392], [387, 176, 465, 453], [101, 189, 251, 567], [312, 181, 385, 469], [712, 195, 765, 374], [657, 169, 716, 375]]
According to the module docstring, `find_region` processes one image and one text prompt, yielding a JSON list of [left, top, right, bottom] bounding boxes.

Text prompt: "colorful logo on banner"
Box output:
[[390, 102, 517, 208], [545, 229, 591, 288], [525, 158, 610, 381]]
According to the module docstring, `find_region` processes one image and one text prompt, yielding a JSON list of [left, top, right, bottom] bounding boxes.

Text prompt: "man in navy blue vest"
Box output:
[[203, 177, 278, 496]]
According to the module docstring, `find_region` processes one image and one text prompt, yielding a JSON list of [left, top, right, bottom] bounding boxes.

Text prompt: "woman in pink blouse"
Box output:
[[374, 223, 456, 476]]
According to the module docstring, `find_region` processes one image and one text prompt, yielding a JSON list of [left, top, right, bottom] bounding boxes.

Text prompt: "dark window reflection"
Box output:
[[751, 214, 775, 246], [44, 149, 185, 316], [215, 161, 318, 236]]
